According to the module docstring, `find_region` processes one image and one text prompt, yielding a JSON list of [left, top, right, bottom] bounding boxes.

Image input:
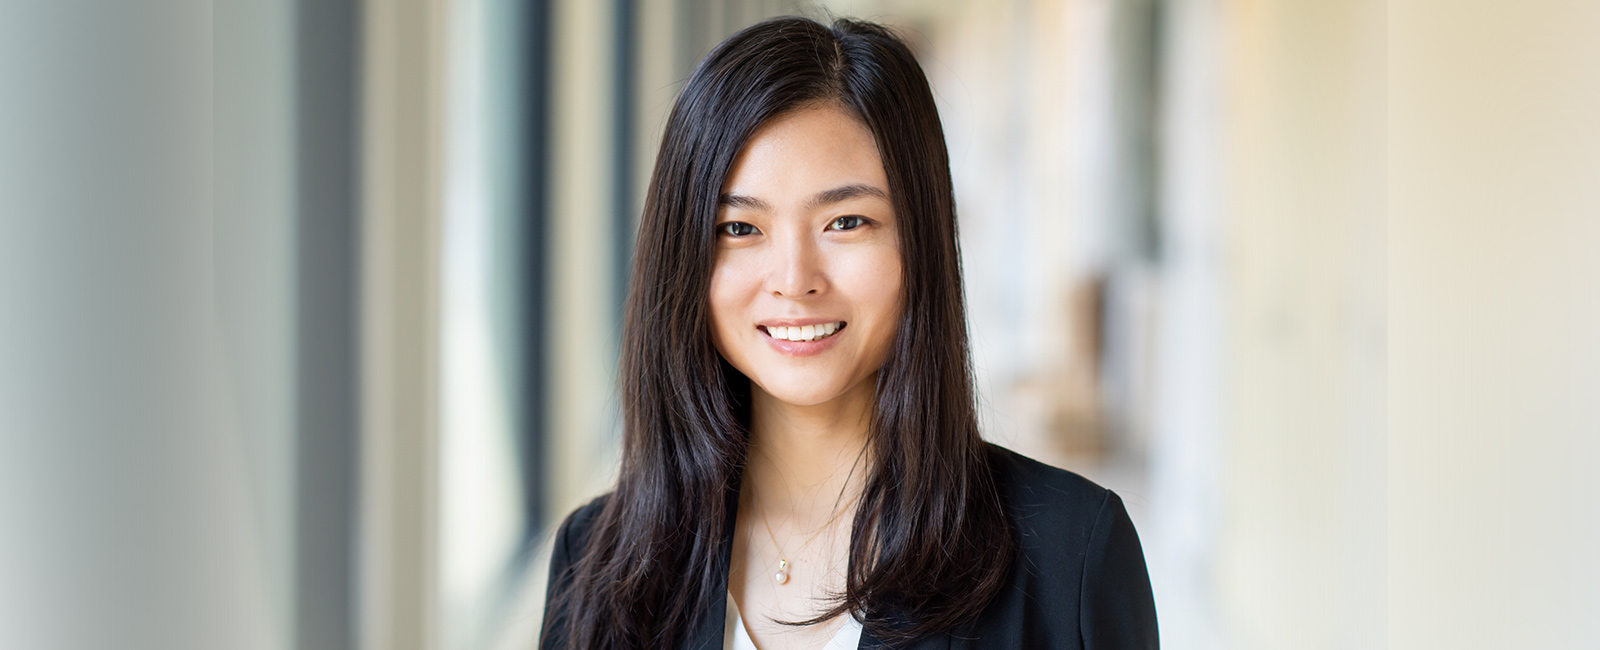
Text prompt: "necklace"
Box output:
[[752, 484, 861, 585]]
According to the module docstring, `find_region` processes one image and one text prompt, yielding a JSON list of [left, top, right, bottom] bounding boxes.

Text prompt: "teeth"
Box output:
[[764, 322, 844, 342]]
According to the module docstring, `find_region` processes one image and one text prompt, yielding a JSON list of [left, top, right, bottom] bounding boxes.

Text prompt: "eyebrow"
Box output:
[[717, 183, 889, 213]]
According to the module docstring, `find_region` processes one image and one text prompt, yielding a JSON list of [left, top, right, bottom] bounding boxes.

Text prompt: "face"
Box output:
[[709, 104, 903, 408]]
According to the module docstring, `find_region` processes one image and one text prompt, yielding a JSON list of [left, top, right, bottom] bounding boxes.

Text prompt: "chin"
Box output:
[[753, 375, 852, 407]]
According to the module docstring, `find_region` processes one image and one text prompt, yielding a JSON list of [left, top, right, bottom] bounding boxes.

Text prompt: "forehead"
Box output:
[[720, 104, 889, 203]]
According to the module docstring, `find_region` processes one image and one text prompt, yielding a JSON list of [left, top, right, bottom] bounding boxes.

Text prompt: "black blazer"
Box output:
[[541, 443, 1159, 649]]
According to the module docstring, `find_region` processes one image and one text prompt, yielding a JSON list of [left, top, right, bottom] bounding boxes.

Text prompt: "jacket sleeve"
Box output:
[[538, 506, 585, 649], [1079, 490, 1159, 649]]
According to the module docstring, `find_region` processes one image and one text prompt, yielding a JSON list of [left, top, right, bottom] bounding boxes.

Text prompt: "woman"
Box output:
[[540, 16, 1157, 650]]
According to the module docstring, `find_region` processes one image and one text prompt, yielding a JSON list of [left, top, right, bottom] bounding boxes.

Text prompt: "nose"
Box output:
[[766, 231, 825, 298]]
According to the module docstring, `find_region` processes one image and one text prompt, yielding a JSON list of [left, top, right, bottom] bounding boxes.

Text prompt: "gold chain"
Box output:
[[753, 482, 861, 576]]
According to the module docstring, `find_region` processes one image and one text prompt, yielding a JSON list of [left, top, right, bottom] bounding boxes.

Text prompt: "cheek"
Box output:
[[707, 256, 753, 352], [840, 242, 904, 339]]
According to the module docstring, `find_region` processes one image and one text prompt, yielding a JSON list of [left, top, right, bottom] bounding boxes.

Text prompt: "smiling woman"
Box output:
[[540, 16, 1157, 650], [710, 106, 904, 650]]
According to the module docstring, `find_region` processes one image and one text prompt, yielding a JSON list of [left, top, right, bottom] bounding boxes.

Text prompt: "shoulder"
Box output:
[[983, 442, 1112, 530], [557, 493, 612, 537], [540, 494, 615, 646], [549, 493, 612, 570], [974, 442, 1158, 647], [984, 441, 1120, 571]]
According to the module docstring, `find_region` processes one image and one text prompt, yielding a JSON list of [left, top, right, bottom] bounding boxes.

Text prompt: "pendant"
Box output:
[[774, 558, 790, 584]]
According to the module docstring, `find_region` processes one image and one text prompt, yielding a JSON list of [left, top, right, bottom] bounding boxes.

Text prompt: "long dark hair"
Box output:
[[544, 16, 1015, 648]]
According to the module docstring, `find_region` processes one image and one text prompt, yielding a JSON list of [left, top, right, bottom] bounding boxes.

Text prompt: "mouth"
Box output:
[[758, 321, 847, 343]]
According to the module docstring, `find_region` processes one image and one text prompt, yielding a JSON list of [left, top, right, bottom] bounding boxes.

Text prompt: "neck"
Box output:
[[742, 374, 875, 520]]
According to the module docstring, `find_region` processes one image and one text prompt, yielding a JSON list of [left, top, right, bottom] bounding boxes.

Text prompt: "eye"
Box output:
[[718, 222, 759, 237], [828, 215, 867, 231]]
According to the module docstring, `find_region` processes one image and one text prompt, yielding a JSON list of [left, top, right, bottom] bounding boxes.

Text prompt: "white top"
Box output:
[[724, 591, 863, 650]]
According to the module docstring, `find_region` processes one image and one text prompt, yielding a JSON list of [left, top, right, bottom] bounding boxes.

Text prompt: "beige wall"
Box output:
[[1390, 2, 1600, 648], [1220, 1, 1387, 648]]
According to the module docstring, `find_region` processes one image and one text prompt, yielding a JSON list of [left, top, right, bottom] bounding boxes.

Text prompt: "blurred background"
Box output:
[[4, 1, 1598, 649]]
